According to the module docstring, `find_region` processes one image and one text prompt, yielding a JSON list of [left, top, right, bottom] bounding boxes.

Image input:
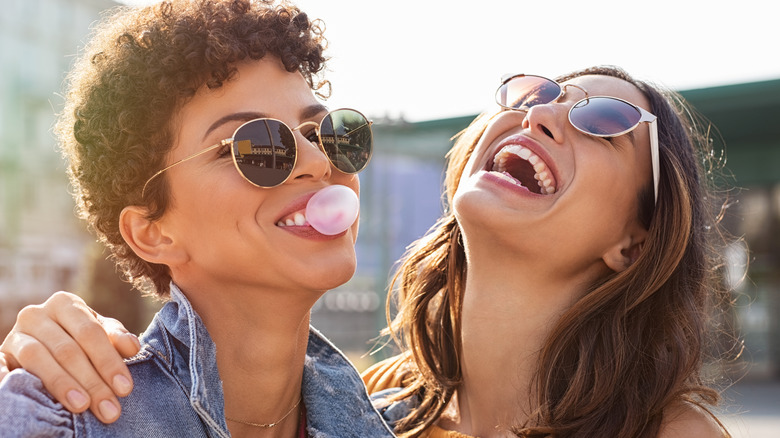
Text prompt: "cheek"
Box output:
[[341, 174, 360, 240], [464, 141, 488, 175], [584, 165, 640, 223], [455, 153, 482, 194], [351, 175, 360, 196], [335, 171, 360, 192]]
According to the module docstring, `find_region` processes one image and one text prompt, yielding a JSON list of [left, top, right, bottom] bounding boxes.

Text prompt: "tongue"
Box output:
[[305, 185, 360, 235], [504, 155, 541, 194]]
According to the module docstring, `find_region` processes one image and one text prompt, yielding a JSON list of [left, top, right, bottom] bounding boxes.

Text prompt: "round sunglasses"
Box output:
[[142, 108, 373, 196], [495, 74, 659, 204]]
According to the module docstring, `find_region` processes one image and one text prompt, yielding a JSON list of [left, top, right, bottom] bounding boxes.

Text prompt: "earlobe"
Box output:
[[119, 206, 186, 266]]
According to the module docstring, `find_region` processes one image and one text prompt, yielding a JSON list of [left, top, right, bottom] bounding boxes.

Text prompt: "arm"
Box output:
[[0, 291, 141, 423], [0, 370, 76, 437]]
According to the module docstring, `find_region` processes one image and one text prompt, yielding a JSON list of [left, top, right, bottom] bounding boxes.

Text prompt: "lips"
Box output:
[[274, 193, 348, 240], [485, 137, 558, 195]]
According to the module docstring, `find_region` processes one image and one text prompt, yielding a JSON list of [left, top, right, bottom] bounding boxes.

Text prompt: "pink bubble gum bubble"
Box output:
[[306, 185, 360, 235]]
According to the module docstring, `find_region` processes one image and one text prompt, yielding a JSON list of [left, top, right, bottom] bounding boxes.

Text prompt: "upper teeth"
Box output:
[[493, 145, 556, 194], [278, 212, 307, 227]]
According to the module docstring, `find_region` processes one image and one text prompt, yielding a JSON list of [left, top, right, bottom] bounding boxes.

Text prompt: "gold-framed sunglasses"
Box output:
[[496, 74, 660, 204], [142, 108, 373, 196]]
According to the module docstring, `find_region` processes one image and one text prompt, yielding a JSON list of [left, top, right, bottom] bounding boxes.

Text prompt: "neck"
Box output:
[[180, 279, 322, 438], [448, 238, 604, 438]]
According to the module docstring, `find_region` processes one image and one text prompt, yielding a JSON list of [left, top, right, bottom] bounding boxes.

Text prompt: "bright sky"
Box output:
[[120, 0, 779, 122]]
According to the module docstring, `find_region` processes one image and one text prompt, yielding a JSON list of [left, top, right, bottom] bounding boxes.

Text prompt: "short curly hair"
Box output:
[[56, 0, 328, 298]]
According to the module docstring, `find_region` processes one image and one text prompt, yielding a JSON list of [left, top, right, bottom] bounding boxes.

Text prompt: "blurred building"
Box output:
[[682, 80, 780, 380], [0, 0, 120, 334]]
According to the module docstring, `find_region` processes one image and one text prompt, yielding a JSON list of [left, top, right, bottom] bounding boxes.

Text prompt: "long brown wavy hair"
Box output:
[[55, 0, 328, 297], [385, 66, 736, 437]]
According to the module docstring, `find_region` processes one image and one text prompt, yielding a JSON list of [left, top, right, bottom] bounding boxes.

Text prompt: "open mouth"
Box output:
[[490, 145, 557, 195]]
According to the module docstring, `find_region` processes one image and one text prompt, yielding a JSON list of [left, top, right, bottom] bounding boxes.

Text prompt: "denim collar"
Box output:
[[144, 284, 394, 437]]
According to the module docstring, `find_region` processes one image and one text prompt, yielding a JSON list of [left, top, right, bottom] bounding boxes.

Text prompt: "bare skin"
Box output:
[[0, 75, 725, 437]]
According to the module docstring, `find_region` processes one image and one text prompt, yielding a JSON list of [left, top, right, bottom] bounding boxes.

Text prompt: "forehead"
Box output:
[[175, 58, 319, 131], [562, 75, 650, 111]]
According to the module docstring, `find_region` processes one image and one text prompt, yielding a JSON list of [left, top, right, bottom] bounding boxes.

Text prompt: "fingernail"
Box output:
[[99, 400, 119, 420], [67, 390, 88, 409], [113, 375, 132, 395]]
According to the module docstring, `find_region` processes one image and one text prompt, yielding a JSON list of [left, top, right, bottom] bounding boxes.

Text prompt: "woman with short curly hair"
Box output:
[[0, 1, 393, 437], [63, 0, 329, 298]]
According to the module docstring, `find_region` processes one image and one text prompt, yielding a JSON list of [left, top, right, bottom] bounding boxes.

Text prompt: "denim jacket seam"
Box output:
[[123, 348, 153, 365]]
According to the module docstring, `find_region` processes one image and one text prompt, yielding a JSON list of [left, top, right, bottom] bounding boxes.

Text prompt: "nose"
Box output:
[[289, 130, 332, 183], [521, 103, 568, 145]]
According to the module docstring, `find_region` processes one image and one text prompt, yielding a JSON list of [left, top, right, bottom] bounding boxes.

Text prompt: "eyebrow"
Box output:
[[201, 104, 329, 141]]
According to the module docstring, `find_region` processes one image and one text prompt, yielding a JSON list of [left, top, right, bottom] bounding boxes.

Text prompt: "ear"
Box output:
[[119, 206, 188, 267], [602, 226, 648, 273]]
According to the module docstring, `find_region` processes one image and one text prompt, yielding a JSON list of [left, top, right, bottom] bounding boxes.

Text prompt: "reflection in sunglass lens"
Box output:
[[498, 75, 562, 109], [319, 109, 372, 174], [233, 119, 297, 187], [569, 97, 642, 136]]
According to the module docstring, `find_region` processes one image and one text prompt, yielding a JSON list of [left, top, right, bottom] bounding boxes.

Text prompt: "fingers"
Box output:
[[45, 293, 134, 422], [2, 292, 133, 423], [48, 293, 135, 392], [102, 318, 142, 359], [1, 328, 92, 413]]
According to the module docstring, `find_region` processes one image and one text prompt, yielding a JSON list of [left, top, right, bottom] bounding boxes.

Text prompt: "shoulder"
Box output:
[[658, 401, 728, 438], [302, 328, 396, 437], [361, 352, 415, 394], [0, 370, 74, 437]]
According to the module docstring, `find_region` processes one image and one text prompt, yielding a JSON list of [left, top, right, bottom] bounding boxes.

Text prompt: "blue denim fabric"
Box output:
[[370, 388, 416, 430], [0, 284, 396, 437]]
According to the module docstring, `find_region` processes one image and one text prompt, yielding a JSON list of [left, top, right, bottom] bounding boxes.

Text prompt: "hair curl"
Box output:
[[386, 66, 736, 437], [56, 0, 328, 297]]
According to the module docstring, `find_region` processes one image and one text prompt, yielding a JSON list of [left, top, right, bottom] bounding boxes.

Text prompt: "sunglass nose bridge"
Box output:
[[561, 83, 588, 101], [292, 120, 319, 133]]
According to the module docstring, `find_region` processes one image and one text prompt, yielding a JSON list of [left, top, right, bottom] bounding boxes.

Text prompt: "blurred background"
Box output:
[[1, 0, 778, 436]]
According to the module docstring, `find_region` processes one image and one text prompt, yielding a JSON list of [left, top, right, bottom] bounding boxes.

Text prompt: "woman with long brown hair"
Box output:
[[361, 67, 734, 437], [1, 66, 734, 436]]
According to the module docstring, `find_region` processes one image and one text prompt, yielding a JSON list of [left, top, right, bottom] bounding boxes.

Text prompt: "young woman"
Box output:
[[1, 41, 733, 438], [0, 1, 394, 437], [362, 68, 733, 437]]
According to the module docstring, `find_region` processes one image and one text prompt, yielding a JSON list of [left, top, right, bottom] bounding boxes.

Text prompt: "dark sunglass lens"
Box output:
[[232, 119, 296, 187], [319, 109, 372, 174], [497, 75, 561, 109], [569, 97, 642, 136]]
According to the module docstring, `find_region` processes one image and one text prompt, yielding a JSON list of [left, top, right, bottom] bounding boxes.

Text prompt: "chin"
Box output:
[[306, 256, 357, 291], [453, 186, 497, 231]]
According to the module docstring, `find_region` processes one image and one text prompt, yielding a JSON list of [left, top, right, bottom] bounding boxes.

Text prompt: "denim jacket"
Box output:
[[370, 388, 417, 431], [0, 284, 396, 437]]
